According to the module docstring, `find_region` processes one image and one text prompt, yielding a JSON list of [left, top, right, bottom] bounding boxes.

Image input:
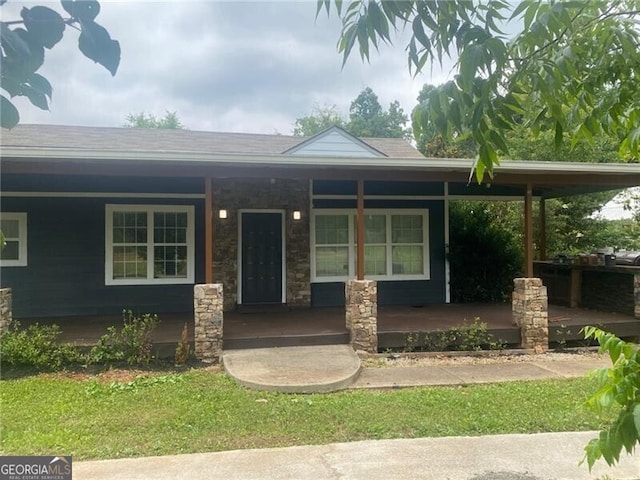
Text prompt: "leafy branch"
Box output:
[[320, 0, 640, 181], [582, 326, 640, 469], [0, 0, 120, 129]]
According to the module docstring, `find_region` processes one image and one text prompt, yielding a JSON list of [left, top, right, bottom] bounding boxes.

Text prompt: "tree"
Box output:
[[293, 87, 411, 139], [347, 87, 411, 139], [415, 82, 635, 257], [124, 111, 184, 129], [293, 104, 345, 136], [318, 1, 640, 180], [1, 0, 120, 129]]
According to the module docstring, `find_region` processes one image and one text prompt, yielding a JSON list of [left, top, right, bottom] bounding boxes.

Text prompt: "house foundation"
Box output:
[[0, 288, 12, 335], [345, 279, 378, 353], [194, 284, 224, 363], [512, 278, 548, 352]]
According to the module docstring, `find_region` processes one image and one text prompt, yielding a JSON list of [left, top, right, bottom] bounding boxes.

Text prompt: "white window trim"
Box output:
[[105, 204, 195, 286], [0, 212, 28, 267], [311, 208, 430, 283]]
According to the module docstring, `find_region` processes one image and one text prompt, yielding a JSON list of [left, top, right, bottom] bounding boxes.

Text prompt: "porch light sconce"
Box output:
[[292, 210, 302, 221], [218, 209, 228, 219]]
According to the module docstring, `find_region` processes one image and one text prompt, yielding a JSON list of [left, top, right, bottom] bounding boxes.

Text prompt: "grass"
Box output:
[[0, 369, 614, 460]]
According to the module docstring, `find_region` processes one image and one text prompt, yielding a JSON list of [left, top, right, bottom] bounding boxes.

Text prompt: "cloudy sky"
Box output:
[[6, 0, 455, 134]]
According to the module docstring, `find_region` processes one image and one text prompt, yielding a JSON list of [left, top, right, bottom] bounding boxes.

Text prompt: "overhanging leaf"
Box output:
[[0, 95, 20, 129], [27, 73, 53, 100], [4, 28, 45, 75], [21, 6, 65, 49], [633, 404, 640, 441], [62, 0, 100, 22], [554, 121, 563, 150], [22, 84, 49, 110], [0, 23, 31, 58], [78, 20, 120, 76]]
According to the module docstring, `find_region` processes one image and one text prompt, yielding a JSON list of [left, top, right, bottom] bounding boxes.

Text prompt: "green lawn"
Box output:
[[0, 369, 614, 460]]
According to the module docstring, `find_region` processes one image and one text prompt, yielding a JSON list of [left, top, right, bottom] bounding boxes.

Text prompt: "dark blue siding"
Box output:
[[449, 183, 524, 197], [311, 200, 447, 307], [313, 180, 444, 196], [1, 196, 204, 318], [1, 174, 204, 194]]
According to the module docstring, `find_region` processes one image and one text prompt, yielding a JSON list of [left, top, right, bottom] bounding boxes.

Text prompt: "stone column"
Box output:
[[345, 279, 377, 353], [635, 273, 640, 319], [194, 284, 224, 363], [512, 278, 548, 352], [0, 288, 12, 335]]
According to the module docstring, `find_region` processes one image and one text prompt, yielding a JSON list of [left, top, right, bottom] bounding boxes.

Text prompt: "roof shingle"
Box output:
[[0, 124, 425, 159]]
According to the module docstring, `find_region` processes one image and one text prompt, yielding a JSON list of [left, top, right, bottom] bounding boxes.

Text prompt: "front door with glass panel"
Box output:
[[240, 212, 283, 304]]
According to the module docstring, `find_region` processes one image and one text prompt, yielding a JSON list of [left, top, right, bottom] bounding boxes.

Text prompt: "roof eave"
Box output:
[[1, 147, 639, 178]]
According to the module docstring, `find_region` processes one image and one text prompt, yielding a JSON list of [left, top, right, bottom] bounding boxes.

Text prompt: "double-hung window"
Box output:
[[312, 209, 429, 282], [105, 205, 194, 285], [0, 212, 27, 267]]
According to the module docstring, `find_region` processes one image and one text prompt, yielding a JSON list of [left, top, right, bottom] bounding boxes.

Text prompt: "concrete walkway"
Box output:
[[223, 345, 362, 393], [223, 345, 612, 392], [75, 431, 640, 480]]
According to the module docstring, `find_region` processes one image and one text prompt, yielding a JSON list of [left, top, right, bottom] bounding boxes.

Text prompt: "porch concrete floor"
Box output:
[[18, 303, 638, 350]]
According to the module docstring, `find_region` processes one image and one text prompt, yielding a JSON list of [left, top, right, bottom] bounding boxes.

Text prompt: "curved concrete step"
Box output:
[[223, 344, 361, 393]]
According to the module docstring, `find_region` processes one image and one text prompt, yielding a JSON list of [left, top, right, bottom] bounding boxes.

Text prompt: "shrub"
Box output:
[[89, 310, 159, 366], [0, 322, 81, 370], [423, 318, 505, 352], [449, 201, 523, 303], [174, 322, 191, 365]]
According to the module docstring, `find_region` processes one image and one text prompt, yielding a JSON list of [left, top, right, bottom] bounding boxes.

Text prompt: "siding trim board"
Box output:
[[2, 191, 205, 199]]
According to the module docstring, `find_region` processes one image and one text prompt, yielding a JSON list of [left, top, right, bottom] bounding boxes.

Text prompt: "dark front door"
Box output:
[[241, 212, 283, 304]]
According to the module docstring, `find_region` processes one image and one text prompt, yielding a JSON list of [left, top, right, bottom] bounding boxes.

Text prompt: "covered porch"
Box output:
[[22, 302, 639, 355]]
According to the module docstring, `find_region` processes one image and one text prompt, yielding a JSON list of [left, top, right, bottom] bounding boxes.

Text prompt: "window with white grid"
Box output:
[[105, 205, 194, 285], [312, 209, 429, 281], [0, 213, 27, 267]]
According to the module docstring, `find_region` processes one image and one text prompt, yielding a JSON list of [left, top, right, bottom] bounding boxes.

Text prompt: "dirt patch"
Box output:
[[361, 349, 605, 368], [28, 364, 222, 383]]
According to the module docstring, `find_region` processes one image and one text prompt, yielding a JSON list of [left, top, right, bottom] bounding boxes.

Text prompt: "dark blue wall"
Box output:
[[1, 176, 205, 318]]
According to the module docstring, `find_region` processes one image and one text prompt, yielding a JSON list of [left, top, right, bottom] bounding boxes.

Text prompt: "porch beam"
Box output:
[[205, 177, 213, 284], [356, 179, 365, 281], [4, 160, 639, 190], [539, 198, 547, 261], [524, 183, 534, 277]]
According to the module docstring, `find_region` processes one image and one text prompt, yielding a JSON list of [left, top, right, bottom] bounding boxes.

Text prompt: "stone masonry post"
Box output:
[[635, 273, 640, 319], [512, 278, 548, 352], [345, 279, 378, 353], [0, 288, 12, 335], [194, 284, 224, 363]]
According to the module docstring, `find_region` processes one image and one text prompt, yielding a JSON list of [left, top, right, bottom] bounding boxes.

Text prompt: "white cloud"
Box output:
[[5, 0, 454, 134]]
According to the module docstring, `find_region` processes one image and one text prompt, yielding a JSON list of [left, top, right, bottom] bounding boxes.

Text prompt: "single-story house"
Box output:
[[1, 124, 639, 350]]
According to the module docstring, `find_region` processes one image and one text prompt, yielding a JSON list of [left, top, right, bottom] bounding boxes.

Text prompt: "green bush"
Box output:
[[449, 201, 523, 303], [0, 322, 81, 370], [89, 310, 159, 366], [400, 318, 505, 352]]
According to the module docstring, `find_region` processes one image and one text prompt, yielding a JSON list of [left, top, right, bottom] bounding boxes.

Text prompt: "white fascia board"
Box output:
[[2, 147, 640, 176]]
